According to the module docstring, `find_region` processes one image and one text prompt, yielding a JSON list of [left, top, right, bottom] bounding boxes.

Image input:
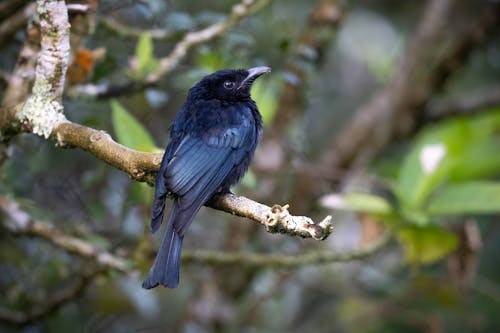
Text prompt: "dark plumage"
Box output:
[[142, 66, 271, 289]]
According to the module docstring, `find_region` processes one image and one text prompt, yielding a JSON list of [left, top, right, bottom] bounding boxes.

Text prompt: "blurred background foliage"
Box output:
[[1, 0, 500, 332]]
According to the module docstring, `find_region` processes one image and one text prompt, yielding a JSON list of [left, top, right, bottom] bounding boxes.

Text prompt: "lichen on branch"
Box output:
[[19, 0, 70, 138]]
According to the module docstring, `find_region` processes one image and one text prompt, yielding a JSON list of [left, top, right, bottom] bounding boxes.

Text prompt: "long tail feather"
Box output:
[[142, 201, 199, 289]]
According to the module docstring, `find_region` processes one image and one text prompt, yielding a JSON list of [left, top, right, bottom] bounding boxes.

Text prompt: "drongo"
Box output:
[[142, 66, 271, 289]]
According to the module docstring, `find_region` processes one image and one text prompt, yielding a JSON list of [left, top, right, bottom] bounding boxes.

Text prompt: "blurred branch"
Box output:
[[263, 0, 344, 215], [0, 0, 29, 19], [0, 68, 10, 82], [0, 196, 131, 272], [145, 0, 271, 83], [0, 2, 35, 49], [66, 3, 90, 13], [0, 266, 104, 325], [0, 4, 40, 170], [99, 15, 180, 40], [474, 275, 500, 304], [0, 18, 40, 111], [427, 85, 500, 120], [1, 193, 359, 272], [67, 80, 154, 99], [272, 0, 343, 136], [182, 231, 390, 268], [324, 0, 500, 169]]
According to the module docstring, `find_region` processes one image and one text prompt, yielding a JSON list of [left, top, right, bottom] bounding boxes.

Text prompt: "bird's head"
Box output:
[[187, 66, 271, 102]]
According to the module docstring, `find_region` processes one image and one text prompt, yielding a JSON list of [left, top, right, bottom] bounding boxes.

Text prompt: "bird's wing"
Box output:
[[163, 114, 256, 235]]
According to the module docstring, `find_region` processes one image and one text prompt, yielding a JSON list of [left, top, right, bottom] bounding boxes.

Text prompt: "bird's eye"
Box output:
[[223, 81, 236, 89]]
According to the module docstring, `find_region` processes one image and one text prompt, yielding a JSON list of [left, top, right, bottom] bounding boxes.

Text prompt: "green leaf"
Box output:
[[427, 181, 500, 215], [397, 108, 500, 209], [449, 139, 500, 181], [397, 121, 466, 208], [343, 193, 394, 215], [397, 225, 458, 264], [321, 192, 394, 216], [251, 77, 281, 125], [110, 99, 156, 152], [400, 208, 430, 226], [130, 182, 154, 205], [137, 32, 153, 72], [133, 32, 159, 79]]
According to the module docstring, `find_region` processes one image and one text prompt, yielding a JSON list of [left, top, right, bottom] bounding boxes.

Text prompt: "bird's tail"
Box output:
[[142, 201, 193, 289]]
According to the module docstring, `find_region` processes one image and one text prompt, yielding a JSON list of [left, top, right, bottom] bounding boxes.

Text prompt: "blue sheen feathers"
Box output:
[[142, 67, 267, 289]]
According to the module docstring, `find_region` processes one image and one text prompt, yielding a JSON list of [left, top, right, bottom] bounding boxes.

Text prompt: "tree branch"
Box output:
[[98, 15, 181, 41], [53, 121, 162, 184], [182, 231, 390, 268], [272, 0, 343, 136], [209, 194, 332, 240], [1, 195, 373, 273], [0, 196, 131, 272], [52, 122, 335, 239], [18, 0, 70, 138], [1, 0, 332, 239]]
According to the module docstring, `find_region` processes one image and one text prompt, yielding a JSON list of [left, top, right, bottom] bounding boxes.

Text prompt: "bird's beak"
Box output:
[[238, 66, 272, 89]]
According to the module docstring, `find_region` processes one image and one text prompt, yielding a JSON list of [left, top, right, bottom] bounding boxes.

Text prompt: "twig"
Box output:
[[67, 81, 153, 99], [427, 85, 500, 120], [0, 2, 35, 48], [474, 275, 500, 304], [145, 0, 271, 83], [182, 231, 390, 268], [0, 196, 131, 272], [273, 0, 343, 136], [209, 194, 332, 240], [99, 16, 180, 40]]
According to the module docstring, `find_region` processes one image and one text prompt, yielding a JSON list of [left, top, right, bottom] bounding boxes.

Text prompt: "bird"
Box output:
[[142, 66, 271, 289]]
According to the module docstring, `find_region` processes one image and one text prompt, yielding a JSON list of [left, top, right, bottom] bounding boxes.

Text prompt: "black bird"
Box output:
[[142, 66, 271, 289]]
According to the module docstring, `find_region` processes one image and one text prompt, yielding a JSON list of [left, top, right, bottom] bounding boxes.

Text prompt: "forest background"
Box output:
[[1, 0, 500, 332]]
